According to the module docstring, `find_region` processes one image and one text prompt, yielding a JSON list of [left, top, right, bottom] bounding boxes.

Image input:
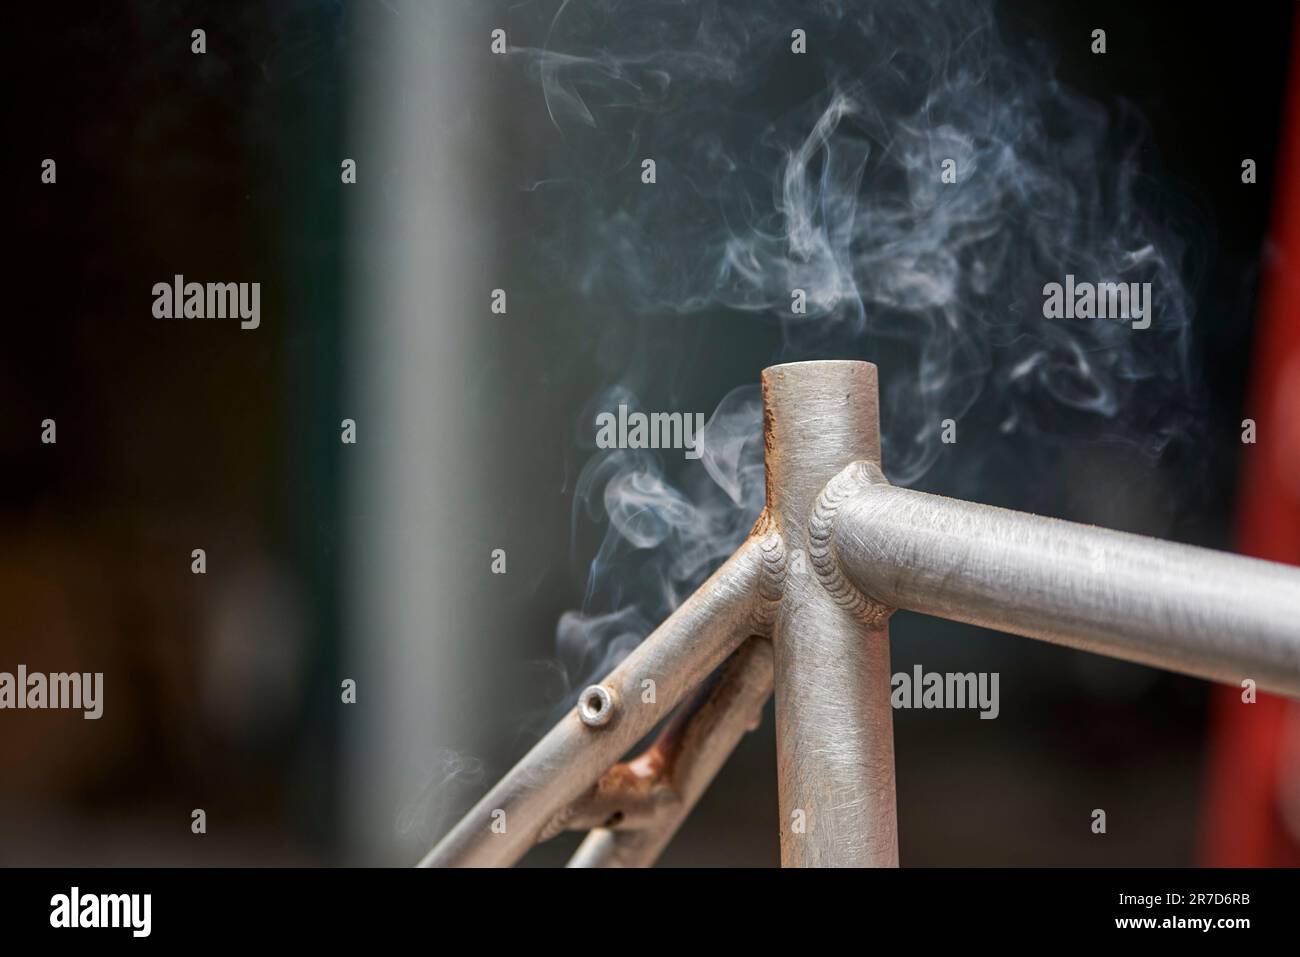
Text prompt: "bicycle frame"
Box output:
[[419, 360, 1300, 868]]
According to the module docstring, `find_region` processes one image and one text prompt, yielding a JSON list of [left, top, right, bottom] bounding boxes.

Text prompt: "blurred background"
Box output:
[[2, 0, 1298, 867]]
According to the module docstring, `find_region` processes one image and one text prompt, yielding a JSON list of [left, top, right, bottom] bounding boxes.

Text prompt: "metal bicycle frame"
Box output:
[[419, 360, 1300, 868]]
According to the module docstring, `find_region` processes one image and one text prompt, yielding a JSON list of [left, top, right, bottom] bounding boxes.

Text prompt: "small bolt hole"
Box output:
[[578, 685, 614, 727]]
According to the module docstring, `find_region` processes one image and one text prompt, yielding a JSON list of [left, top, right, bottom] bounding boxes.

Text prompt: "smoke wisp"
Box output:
[[511, 0, 1201, 711]]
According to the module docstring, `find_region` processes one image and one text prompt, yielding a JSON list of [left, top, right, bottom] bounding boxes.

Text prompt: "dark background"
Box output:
[[1, 0, 1295, 865]]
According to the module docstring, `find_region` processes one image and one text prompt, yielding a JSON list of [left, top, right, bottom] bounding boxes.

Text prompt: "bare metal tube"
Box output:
[[418, 356, 1300, 870], [566, 636, 774, 867], [831, 467, 1300, 699], [418, 536, 774, 867], [763, 361, 899, 867]]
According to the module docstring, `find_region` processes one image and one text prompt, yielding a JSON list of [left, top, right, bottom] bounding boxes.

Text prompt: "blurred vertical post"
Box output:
[[342, 1, 492, 864]]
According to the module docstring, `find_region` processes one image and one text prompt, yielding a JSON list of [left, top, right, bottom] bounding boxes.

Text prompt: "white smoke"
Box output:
[[512, 0, 1201, 709]]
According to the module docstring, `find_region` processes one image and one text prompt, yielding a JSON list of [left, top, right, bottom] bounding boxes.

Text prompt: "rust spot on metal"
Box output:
[[749, 507, 777, 538]]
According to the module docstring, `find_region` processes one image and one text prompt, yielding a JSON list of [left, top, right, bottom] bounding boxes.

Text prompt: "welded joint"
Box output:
[[808, 460, 894, 627], [541, 718, 686, 838], [550, 460, 890, 851], [547, 635, 776, 849], [752, 518, 788, 633], [540, 758, 680, 839]]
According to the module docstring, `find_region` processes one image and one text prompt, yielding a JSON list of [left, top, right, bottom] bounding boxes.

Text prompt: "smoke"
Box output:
[[396, 747, 485, 843], [540, 382, 765, 712], [511, 0, 1201, 706]]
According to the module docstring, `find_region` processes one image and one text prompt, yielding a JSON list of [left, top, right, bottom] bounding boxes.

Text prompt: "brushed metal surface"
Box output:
[[565, 637, 774, 867], [417, 537, 771, 867], [833, 464, 1300, 698], [419, 359, 1300, 869], [762, 361, 899, 867]]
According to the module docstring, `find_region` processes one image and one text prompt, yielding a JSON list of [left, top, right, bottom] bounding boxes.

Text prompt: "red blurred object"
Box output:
[[1199, 11, 1300, 867]]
